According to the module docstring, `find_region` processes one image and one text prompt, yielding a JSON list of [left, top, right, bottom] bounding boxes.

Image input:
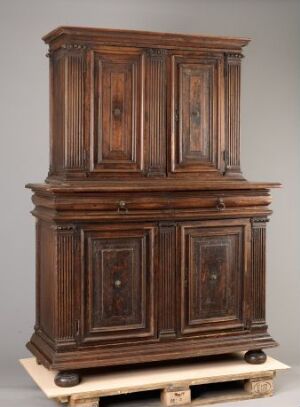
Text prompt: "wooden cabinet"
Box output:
[[26, 27, 280, 386]]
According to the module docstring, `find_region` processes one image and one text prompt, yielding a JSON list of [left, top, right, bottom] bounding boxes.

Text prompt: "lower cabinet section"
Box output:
[[29, 216, 275, 371]]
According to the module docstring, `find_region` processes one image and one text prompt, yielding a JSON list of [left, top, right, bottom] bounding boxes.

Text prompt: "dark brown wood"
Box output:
[[244, 350, 267, 365], [54, 371, 81, 387], [26, 27, 279, 383]]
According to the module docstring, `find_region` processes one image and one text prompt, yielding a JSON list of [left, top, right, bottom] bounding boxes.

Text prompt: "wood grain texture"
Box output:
[[251, 219, 268, 330], [158, 224, 176, 338], [145, 49, 166, 176], [224, 53, 242, 177], [92, 48, 144, 173], [26, 26, 280, 378]]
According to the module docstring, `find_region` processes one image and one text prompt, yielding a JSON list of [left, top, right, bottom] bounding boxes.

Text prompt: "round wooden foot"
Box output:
[[244, 349, 267, 364], [54, 371, 81, 387]]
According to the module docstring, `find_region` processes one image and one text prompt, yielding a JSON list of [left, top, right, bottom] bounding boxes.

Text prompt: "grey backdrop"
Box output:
[[0, 0, 299, 405]]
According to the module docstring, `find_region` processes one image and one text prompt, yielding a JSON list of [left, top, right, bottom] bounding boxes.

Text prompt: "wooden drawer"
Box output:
[[32, 191, 272, 213]]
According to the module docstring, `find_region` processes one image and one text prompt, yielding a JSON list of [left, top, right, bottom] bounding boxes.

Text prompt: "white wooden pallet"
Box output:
[[20, 353, 289, 407]]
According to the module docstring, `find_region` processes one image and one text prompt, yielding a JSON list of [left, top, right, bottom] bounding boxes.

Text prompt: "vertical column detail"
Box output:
[[225, 53, 242, 176], [159, 224, 176, 338], [145, 49, 167, 176], [64, 53, 85, 169], [56, 227, 77, 341], [251, 219, 267, 328]]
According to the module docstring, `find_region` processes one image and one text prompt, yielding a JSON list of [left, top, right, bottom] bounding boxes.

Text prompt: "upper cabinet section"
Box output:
[[44, 26, 250, 182]]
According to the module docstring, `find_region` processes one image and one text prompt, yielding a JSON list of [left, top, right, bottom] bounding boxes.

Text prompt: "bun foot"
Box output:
[[54, 371, 81, 387], [244, 349, 267, 364]]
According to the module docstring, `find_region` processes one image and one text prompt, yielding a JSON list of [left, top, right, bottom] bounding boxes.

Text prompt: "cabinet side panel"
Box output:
[[38, 221, 56, 340], [251, 219, 267, 329]]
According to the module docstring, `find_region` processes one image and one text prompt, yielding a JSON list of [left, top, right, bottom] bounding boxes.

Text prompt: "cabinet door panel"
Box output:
[[81, 224, 156, 343], [92, 48, 145, 173], [179, 220, 250, 336], [170, 53, 224, 175]]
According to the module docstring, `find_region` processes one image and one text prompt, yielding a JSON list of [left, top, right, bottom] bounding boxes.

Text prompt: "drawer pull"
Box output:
[[216, 198, 225, 211], [114, 280, 122, 288], [117, 201, 128, 213]]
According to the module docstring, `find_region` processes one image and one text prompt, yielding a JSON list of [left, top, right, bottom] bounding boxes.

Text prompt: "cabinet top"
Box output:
[[26, 180, 281, 194], [43, 26, 250, 51]]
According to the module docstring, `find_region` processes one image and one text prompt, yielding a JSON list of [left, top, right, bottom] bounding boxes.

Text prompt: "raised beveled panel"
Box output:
[[170, 54, 224, 175], [92, 48, 145, 173], [179, 220, 250, 335], [82, 224, 156, 342]]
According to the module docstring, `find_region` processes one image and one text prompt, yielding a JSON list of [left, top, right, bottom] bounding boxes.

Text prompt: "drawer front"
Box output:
[[80, 223, 157, 343], [178, 219, 251, 336]]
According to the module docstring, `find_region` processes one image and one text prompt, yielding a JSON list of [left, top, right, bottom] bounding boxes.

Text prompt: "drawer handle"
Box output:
[[114, 280, 122, 288], [216, 198, 225, 211], [117, 201, 128, 213]]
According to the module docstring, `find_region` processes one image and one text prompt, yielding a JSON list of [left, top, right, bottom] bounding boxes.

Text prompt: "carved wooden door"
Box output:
[[90, 47, 145, 175], [80, 223, 157, 344], [178, 219, 251, 336], [169, 52, 225, 176]]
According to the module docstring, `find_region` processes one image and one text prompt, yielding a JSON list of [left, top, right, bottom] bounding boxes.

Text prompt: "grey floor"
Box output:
[[1, 362, 300, 407]]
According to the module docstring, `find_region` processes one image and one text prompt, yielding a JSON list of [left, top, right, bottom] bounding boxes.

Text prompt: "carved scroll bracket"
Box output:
[[226, 52, 244, 60], [51, 224, 78, 232], [145, 48, 167, 59], [46, 43, 88, 57], [251, 217, 269, 226]]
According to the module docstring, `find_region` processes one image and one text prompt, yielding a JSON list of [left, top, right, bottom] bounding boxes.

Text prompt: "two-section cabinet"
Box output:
[[26, 27, 280, 387]]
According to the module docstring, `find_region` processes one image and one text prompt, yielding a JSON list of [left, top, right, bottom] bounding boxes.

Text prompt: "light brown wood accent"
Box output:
[[161, 386, 191, 406], [19, 354, 288, 405]]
